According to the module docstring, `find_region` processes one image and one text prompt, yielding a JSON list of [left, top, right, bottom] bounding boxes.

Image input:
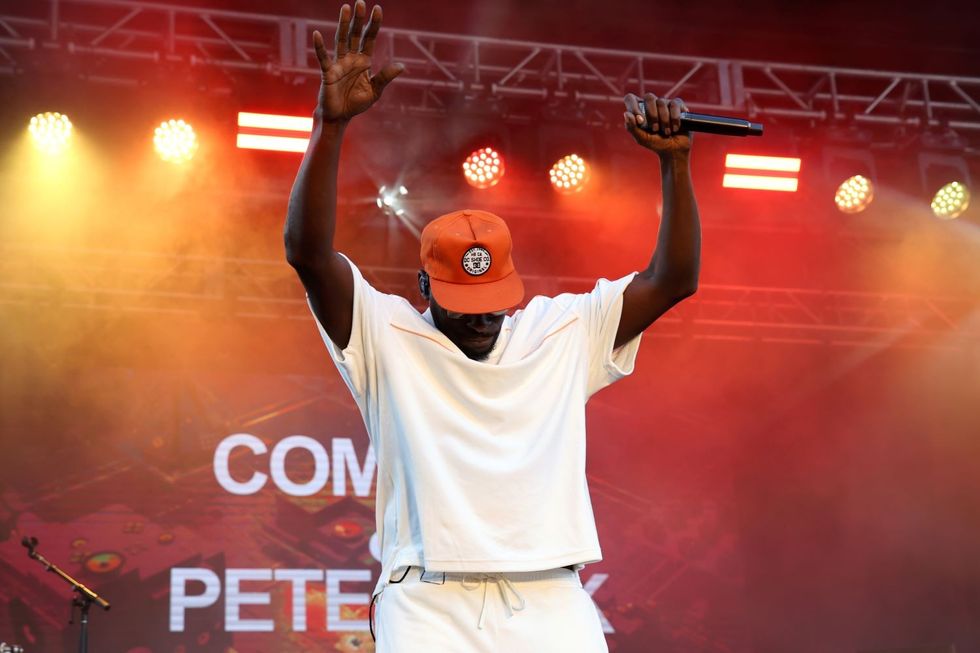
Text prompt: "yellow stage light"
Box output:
[[931, 181, 970, 219], [154, 119, 198, 164], [834, 175, 874, 214], [549, 154, 590, 194], [29, 112, 73, 155]]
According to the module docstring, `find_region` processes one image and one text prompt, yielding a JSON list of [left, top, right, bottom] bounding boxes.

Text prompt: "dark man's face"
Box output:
[[419, 270, 508, 361], [429, 299, 506, 361]]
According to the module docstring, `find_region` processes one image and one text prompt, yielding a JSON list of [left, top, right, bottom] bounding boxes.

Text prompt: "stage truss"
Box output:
[[1, 0, 980, 144], [2, 244, 977, 351]]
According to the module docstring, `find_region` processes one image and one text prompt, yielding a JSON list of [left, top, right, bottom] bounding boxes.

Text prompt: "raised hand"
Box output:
[[623, 93, 692, 156], [313, 1, 404, 123]]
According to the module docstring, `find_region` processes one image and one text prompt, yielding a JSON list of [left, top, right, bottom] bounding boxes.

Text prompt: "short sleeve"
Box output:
[[306, 254, 391, 400], [569, 273, 642, 396]]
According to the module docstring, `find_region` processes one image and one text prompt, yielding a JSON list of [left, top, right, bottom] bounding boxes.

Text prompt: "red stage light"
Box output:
[[722, 174, 799, 192], [463, 147, 505, 189], [238, 112, 313, 132], [549, 154, 590, 194], [236, 112, 311, 153], [724, 153, 801, 172], [723, 153, 801, 192]]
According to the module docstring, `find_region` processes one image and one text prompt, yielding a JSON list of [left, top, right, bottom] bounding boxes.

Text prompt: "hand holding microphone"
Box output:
[[623, 92, 763, 155]]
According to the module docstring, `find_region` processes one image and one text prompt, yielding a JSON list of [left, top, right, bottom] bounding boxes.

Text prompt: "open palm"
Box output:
[[313, 1, 403, 123]]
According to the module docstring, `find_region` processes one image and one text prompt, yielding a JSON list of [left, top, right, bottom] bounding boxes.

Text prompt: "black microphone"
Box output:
[[637, 101, 763, 137], [20, 536, 38, 558]]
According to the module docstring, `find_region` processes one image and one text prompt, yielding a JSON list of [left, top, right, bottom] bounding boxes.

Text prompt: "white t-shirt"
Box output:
[[308, 255, 642, 595]]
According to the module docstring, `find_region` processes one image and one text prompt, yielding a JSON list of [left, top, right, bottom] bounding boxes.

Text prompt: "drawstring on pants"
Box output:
[[460, 573, 527, 629]]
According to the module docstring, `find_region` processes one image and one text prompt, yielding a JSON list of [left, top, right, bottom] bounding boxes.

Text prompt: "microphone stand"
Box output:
[[21, 536, 111, 653]]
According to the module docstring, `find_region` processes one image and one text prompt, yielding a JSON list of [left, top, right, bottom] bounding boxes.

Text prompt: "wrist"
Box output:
[[657, 149, 691, 165], [313, 107, 350, 132]]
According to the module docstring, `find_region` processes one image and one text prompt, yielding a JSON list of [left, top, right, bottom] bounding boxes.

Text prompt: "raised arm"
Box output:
[[613, 93, 701, 349], [284, 0, 403, 349]]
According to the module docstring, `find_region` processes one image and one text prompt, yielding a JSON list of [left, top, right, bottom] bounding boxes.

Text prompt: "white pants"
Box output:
[[373, 566, 609, 653]]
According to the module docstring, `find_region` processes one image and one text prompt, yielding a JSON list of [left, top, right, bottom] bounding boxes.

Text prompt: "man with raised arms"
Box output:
[[284, 2, 700, 651]]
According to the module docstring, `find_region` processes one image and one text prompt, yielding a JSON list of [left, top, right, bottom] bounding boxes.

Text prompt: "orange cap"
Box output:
[[420, 209, 524, 314]]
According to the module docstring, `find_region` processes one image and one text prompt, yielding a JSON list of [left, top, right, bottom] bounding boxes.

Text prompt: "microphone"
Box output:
[[637, 101, 763, 137], [21, 536, 38, 558]]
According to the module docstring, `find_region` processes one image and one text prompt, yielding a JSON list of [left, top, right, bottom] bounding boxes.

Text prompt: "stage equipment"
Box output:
[[377, 185, 409, 217], [153, 119, 198, 164], [918, 150, 971, 218], [549, 154, 590, 194], [236, 111, 311, 153], [22, 536, 110, 653], [821, 143, 877, 213], [29, 112, 72, 155], [463, 147, 505, 189], [723, 153, 801, 192], [931, 181, 970, 219], [858, 647, 957, 653], [636, 103, 763, 137], [835, 175, 875, 213], [4, 2, 980, 145], [0, 644, 25, 652]]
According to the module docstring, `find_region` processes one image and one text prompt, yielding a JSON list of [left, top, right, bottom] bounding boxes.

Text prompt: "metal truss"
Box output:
[[2, 244, 977, 351], [2, 0, 980, 142]]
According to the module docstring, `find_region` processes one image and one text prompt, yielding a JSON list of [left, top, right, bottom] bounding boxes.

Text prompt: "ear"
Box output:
[[418, 270, 430, 300]]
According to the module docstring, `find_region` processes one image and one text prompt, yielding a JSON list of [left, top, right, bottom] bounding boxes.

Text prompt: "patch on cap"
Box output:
[[461, 246, 492, 276]]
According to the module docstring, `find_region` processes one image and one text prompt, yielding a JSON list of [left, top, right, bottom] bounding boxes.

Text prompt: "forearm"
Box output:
[[284, 115, 348, 267], [645, 152, 701, 294]]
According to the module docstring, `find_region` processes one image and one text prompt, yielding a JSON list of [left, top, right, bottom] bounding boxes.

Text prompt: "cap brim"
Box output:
[[430, 269, 525, 314]]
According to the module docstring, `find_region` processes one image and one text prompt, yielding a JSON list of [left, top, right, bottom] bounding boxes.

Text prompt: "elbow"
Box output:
[[676, 281, 698, 300], [652, 272, 698, 302], [666, 283, 697, 305], [283, 232, 303, 268], [284, 238, 314, 271], [283, 225, 312, 270]]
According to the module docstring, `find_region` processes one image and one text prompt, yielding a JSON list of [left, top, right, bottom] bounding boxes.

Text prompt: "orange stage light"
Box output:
[[549, 154, 590, 194], [154, 119, 198, 164]]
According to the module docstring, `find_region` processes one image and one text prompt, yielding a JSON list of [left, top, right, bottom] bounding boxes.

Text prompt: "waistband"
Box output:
[[384, 565, 581, 631], [388, 565, 581, 586]]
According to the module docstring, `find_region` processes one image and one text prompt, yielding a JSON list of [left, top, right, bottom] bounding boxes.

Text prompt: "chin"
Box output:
[[461, 346, 492, 362]]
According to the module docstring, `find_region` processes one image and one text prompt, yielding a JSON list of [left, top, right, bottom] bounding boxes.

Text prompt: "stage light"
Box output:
[[238, 112, 313, 132], [834, 175, 874, 214], [153, 119, 198, 164], [931, 181, 970, 219], [236, 111, 311, 152], [722, 174, 798, 192], [29, 112, 72, 155], [377, 185, 408, 217], [725, 153, 801, 172], [723, 153, 801, 192], [549, 154, 590, 194], [463, 147, 505, 189]]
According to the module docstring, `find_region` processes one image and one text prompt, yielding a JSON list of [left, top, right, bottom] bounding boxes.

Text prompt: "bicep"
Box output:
[[614, 275, 691, 348], [291, 251, 355, 349]]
